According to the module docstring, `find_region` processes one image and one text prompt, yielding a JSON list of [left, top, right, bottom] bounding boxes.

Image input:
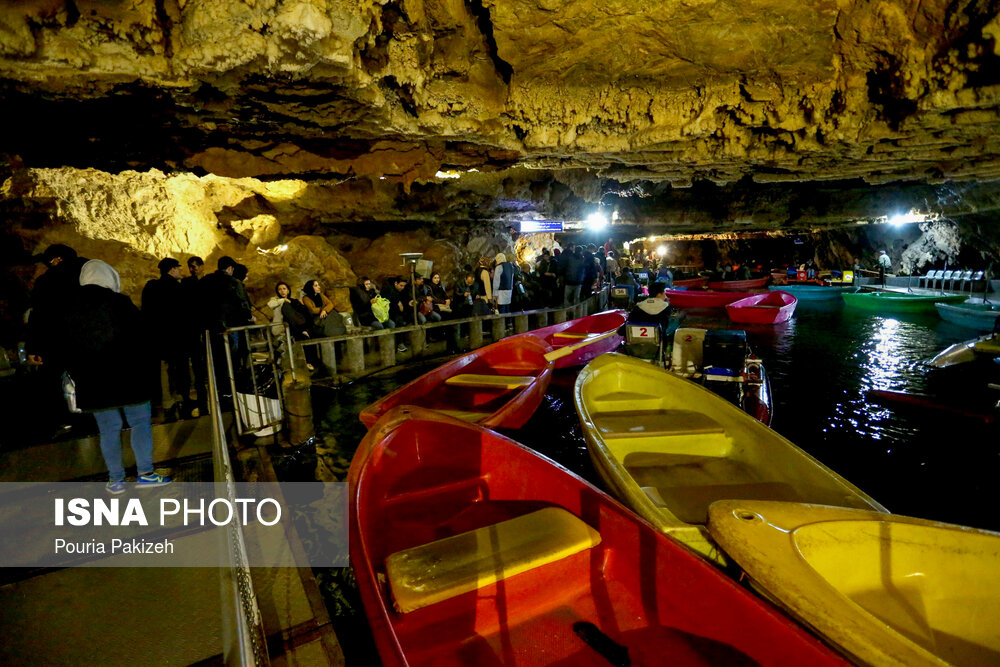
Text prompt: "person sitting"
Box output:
[[428, 272, 451, 316], [453, 273, 477, 318], [302, 280, 345, 337], [625, 281, 672, 331], [350, 277, 393, 330], [383, 276, 421, 325], [655, 262, 674, 288], [414, 275, 441, 322], [267, 281, 292, 326]]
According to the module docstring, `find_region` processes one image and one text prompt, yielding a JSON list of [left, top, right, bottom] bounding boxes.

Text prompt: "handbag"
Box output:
[[371, 296, 391, 323], [61, 371, 82, 413]]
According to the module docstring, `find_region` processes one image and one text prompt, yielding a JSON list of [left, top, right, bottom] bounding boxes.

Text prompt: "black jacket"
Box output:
[[25, 255, 89, 357], [198, 270, 250, 332], [349, 285, 379, 326], [142, 276, 184, 352], [52, 285, 151, 411]]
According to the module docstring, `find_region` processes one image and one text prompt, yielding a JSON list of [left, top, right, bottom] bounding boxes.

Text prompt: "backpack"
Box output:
[[371, 296, 391, 323]]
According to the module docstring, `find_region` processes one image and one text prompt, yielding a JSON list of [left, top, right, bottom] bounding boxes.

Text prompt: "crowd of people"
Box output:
[[18, 240, 668, 494]]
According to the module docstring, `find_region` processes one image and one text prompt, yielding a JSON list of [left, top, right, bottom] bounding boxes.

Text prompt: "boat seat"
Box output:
[[641, 482, 802, 524], [591, 409, 725, 438], [385, 507, 602, 613], [444, 374, 535, 389], [918, 270, 935, 289], [435, 409, 490, 423]]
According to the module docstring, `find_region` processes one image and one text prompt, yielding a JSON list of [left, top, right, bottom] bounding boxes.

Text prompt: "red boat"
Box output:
[[527, 310, 626, 368], [726, 290, 797, 324], [868, 389, 997, 424], [707, 276, 771, 290], [349, 407, 849, 667], [665, 289, 750, 308], [672, 276, 709, 288], [359, 335, 552, 429]]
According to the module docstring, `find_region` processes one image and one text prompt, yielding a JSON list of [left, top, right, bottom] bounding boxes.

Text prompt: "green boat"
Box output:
[[841, 291, 968, 312]]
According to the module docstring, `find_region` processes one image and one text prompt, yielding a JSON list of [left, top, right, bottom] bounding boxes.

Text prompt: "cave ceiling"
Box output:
[[3, 0, 1000, 232]]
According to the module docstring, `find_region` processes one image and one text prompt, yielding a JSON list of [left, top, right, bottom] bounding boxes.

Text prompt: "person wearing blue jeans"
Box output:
[[48, 259, 172, 494], [93, 403, 157, 487]]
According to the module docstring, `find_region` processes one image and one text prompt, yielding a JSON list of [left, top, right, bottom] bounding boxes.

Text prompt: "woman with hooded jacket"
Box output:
[[50, 259, 171, 494]]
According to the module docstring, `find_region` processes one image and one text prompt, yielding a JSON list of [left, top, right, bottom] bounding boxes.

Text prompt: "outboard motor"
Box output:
[[702, 329, 749, 409]]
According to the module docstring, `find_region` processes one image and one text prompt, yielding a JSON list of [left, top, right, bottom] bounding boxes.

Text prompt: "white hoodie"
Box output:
[[79, 259, 121, 293]]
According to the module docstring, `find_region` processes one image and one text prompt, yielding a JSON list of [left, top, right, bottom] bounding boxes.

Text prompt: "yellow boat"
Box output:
[[573, 353, 886, 563], [708, 500, 1000, 666]]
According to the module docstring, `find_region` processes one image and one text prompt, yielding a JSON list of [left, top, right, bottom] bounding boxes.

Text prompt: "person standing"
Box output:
[[198, 256, 249, 392], [142, 258, 189, 422], [878, 250, 892, 287], [492, 253, 515, 314], [180, 256, 207, 416], [51, 259, 171, 494], [23, 244, 90, 437], [561, 246, 586, 305]]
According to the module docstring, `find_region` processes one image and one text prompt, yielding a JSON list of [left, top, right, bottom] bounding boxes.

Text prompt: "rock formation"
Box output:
[[1, 0, 999, 230]]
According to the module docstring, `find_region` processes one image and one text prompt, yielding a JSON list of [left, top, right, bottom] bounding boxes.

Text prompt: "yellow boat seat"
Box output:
[[385, 507, 602, 613], [444, 374, 535, 390], [591, 409, 725, 439], [435, 409, 490, 423], [643, 483, 802, 524]]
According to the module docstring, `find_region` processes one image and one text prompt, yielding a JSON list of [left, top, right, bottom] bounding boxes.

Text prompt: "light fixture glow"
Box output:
[[435, 170, 461, 179], [886, 210, 932, 226], [656, 245, 667, 257], [586, 212, 609, 230]]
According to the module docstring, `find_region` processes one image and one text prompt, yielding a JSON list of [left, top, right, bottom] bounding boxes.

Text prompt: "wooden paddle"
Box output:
[[543, 330, 618, 362]]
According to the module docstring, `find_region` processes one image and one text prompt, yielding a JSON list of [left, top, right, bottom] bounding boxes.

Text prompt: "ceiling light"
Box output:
[[886, 210, 932, 226], [586, 212, 608, 230]]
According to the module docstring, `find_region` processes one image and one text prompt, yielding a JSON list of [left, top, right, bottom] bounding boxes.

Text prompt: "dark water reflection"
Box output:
[[316, 302, 1000, 533]]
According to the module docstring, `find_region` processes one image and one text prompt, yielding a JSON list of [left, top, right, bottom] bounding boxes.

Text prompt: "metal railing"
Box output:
[[206, 337, 270, 666], [223, 323, 295, 437], [296, 287, 612, 382]]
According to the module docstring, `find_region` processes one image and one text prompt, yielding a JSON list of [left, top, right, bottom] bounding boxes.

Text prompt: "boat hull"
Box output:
[[868, 389, 997, 424], [528, 309, 626, 368], [350, 408, 849, 667], [708, 500, 1000, 667], [926, 333, 1000, 368], [665, 289, 750, 308], [574, 353, 885, 564], [726, 291, 797, 324], [842, 292, 967, 312], [935, 301, 1000, 330], [707, 277, 770, 290], [672, 276, 709, 288], [768, 284, 843, 301], [359, 335, 553, 429]]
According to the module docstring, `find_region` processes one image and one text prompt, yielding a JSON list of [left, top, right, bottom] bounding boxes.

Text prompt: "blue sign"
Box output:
[[520, 220, 564, 233]]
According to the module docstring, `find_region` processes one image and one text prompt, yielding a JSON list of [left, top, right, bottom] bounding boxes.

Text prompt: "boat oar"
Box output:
[[544, 330, 618, 363]]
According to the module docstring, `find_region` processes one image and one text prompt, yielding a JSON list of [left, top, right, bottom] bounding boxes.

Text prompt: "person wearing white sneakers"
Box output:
[[50, 259, 172, 494]]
